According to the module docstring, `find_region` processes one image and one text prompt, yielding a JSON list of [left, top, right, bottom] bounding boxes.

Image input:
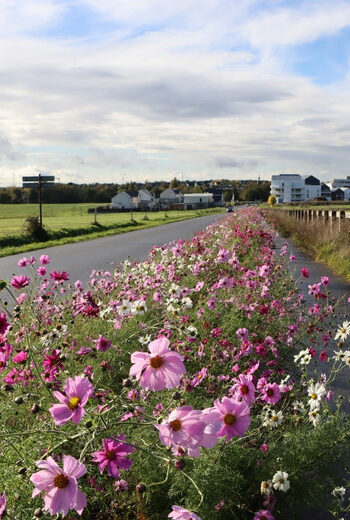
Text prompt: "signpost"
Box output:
[[22, 174, 55, 227]]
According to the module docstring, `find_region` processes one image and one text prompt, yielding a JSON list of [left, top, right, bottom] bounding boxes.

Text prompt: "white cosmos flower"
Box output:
[[260, 481, 273, 496], [332, 486, 346, 499], [294, 349, 312, 366], [262, 408, 283, 428], [272, 471, 290, 492], [181, 297, 193, 309], [138, 334, 152, 345], [307, 382, 326, 410], [292, 401, 305, 414], [334, 321, 350, 342], [308, 409, 320, 426]]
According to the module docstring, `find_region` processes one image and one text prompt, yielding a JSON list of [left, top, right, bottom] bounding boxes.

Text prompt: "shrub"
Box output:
[[23, 215, 49, 241]]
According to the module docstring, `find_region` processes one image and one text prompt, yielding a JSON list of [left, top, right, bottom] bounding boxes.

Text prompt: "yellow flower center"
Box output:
[[68, 396, 80, 410], [54, 473, 69, 489], [224, 413, 236, 425], [272, 415, 278, 422], [311, 393, 317, 400], [149, 355, 164, 369]]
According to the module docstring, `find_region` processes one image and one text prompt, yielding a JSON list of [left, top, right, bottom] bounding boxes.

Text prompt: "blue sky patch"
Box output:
[[293, 25, 350, 84]]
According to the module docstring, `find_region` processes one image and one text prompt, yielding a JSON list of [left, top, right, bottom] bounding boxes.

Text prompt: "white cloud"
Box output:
[[0, 0, 350, 186]]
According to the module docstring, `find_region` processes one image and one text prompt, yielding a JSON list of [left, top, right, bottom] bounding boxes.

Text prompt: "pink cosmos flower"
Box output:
[[129, 336, 186, 391], [92, 436, 135, 478], [12, 351, 27, 364], [93, 335, 112, 352], [49, 376, 94, 425], [230, 374, 256, 406], [0, 314, 8, 335], [236, 328, 249, 341], [11, 275, 30, 289], [50, 270, 69, 282], [168, 505, 201, 520], [156, 406, 206, 452], [16, 293, 27, 305], [39, 254, 50, 265], [300, 267, 310, 278], [37, 266, 47, 277], [261, 383, 281, 405], [18, 257, 27, 267], [254, 511, 275, 520], [30, 455, 86, 517], [212, 396, 250, 442], [0, 492, 6, 517]]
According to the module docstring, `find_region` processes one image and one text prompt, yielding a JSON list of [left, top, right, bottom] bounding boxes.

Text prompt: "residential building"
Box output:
[[183, 192, 214, 209], [159, 188, 183, 206], [303, 175, 321, 200], [270, 174, 306, 203], [110, 191, 138, 209]]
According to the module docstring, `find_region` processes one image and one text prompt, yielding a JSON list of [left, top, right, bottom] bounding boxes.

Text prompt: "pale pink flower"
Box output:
[[212, 396, 250, 442], [18, 257, 27, 267], [168, 505, 201, 520], [254, 510, 275, 520], [129, 336, 186, 391], [49, 376, 94, 425], [30, 455, 86, 517], [156, 406, 206, 452]]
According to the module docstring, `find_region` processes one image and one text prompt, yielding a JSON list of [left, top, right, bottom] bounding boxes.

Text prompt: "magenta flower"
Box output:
[[156, 406, 206, 452], [50, 270, 69, 282], [0, 492, 6, 517], [129, 336, 186, 391], [212, 396, 250, 442], [261, 383, 281, 405], [12, 351, 27, 364], [49, 376, 94, 425], [300, 267, 310, 278], [0, 314, 8, 335], [169, 505, 201, 520], [11, 275, 30, 289], [39, 254, 51, 265], [37, 266, 47, 277], [94, 335, 112, 352], [92, 436, 135, 478], [254, 510, 275, 520], [30, 455, 86, 517]]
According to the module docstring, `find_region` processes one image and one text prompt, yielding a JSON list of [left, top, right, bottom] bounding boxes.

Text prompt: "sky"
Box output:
[[1, 0, 350, 186]]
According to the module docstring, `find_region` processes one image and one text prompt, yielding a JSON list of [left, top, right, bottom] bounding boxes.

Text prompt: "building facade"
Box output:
[[270, 174, 306, 203]]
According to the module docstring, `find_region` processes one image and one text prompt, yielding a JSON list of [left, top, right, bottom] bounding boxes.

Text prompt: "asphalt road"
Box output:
[[0, 213, 224, 286]]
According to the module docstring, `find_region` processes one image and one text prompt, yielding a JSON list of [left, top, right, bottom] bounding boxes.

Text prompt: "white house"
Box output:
[[110, 191, 138, 209], [340, 187, 350, 201], [270, 175, 306, 203], [137, 189, 155, 209], [183, 192, 214, 208], [328, 177, 350, 189], [159, 188, 183, 205]]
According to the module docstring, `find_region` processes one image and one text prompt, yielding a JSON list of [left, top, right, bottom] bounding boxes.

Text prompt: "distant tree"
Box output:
[[223, 190, 232, 203], [191, 185, 202, 193], [268, 194, 277, 206], [170, 177, 180, 189]]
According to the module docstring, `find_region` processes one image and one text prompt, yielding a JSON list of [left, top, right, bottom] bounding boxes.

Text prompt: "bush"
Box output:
[[23, 216, 49, 241]]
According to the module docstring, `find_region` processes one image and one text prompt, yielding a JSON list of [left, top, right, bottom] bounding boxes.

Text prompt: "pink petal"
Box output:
[[63, 455, 86, 479], [148, 336, 170, 354], [49, 404, 72, 425]]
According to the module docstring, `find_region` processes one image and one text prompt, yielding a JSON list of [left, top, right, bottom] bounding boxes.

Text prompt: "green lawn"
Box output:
[[0, 204, 224, 257]]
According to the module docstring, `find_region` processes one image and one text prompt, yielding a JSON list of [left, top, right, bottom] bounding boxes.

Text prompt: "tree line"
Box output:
[[0, 180, 270, 204]]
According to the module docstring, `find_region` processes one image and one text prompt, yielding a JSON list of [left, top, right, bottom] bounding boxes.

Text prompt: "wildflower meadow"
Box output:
[[0, 207, 349, 519]]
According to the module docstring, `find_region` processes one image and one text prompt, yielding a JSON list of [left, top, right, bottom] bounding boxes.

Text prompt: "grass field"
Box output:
[[0, 203, 224, 257]]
